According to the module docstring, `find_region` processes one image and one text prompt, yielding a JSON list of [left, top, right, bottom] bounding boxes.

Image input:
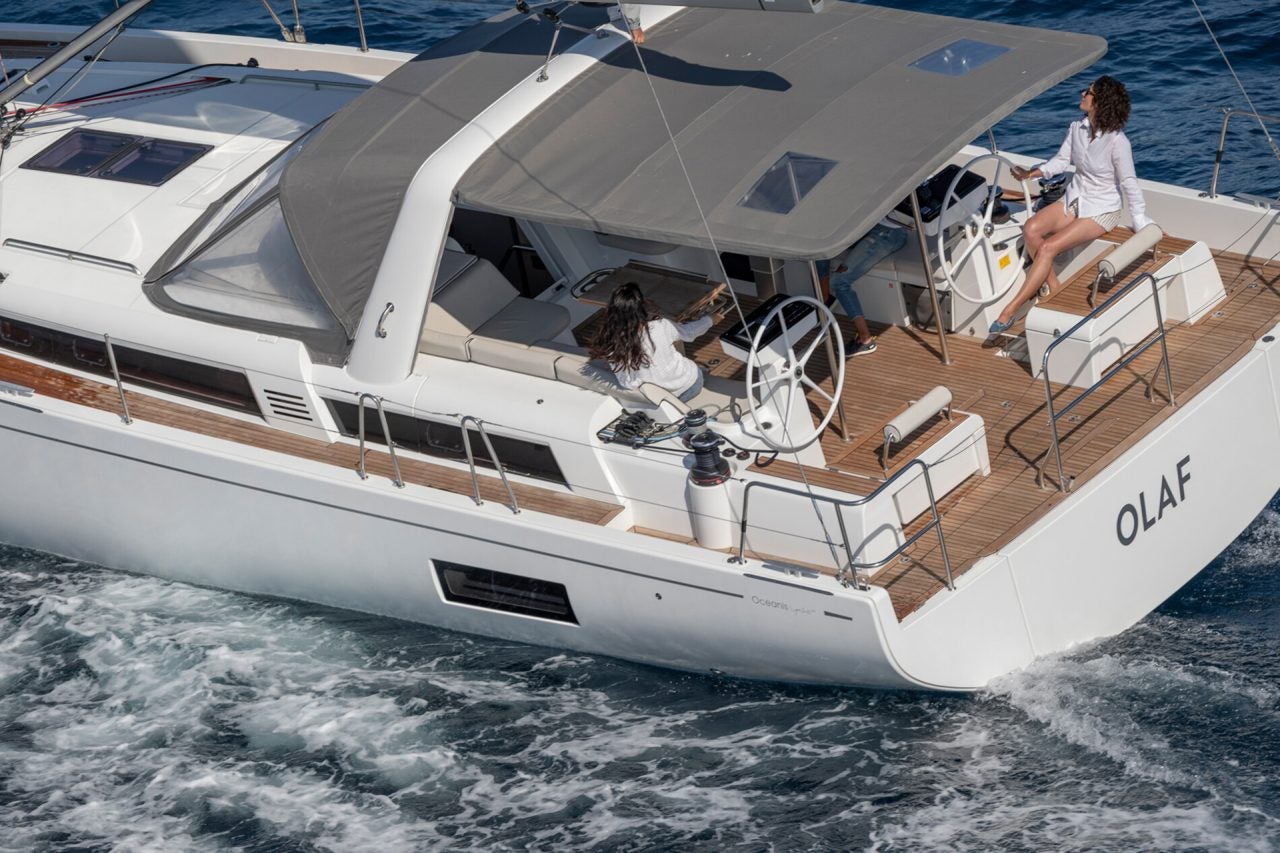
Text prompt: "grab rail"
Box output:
[[459, 415, 520, 514], [1041, 271, 1175, 492], [1204, 108, 1280, 199], [356, 393, 404, 487], [732, 458, 953, 592]]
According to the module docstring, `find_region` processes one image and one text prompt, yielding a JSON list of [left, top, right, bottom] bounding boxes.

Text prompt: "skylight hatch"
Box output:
[[23, 129, 211, 186], [739, 152, 836, 215]]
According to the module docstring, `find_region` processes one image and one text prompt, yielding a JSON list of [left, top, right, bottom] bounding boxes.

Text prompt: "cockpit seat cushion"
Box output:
[[554, 352, 651, 406], [467, 337, 561, 380], [475, 297, 571, 345], [422, 252, 570, 349]]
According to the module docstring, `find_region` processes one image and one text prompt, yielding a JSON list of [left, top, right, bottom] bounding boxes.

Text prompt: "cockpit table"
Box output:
[[573, 261, 728, 323]]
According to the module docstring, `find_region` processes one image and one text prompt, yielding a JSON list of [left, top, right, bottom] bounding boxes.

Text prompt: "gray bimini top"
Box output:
[[280, 2, 1105, 341]]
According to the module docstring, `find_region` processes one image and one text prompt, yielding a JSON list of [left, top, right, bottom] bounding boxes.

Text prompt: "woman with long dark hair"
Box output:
[[990, 75, 1154, 333], [588, 281, 723, 402]]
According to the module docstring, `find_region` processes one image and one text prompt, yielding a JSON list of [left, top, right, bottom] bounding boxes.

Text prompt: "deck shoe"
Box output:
[[848, 338, 877, 357], [989, 318, 1013, 335]]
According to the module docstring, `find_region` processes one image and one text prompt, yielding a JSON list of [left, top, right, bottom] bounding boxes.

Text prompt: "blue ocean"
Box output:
[[2, 1, 1278, 850]]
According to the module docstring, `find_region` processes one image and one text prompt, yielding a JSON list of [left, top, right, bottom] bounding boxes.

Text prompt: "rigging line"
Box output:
[[10, 21, 128, 138], [629, 36, 847, 569], [259, 0, 291, 41], [627, 42, 746, 332], [1, 20, 127, 241], [20, 76, 230, 117], [1190, 0, 1280, 165]]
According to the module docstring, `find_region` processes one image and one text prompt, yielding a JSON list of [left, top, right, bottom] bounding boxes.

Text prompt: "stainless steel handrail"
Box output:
[[1041, 271, 1175, 492], [459, 415, 520, 514], [1205, 108, 1280, 199], [103, 333, 132, 425], [733, 458, 953, 592], [356, 393, 404, 488]]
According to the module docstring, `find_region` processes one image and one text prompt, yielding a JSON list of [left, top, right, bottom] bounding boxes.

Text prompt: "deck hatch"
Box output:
[[23, 129, 211, 186], [435, 560, 578, 624], [739, 152, 836, 215], [909, 39, 1010, 77]]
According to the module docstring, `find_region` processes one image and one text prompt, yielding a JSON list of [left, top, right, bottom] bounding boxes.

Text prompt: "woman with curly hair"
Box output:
[[990, 75, 1154, 334], [589, 281, 724, 402]]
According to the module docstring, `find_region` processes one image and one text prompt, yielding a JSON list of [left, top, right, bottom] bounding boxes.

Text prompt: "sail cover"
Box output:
[[281, 3, 1104, 337]]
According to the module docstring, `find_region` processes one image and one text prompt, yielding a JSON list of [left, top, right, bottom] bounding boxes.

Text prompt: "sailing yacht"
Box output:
[[0, 1, 1276, 690]]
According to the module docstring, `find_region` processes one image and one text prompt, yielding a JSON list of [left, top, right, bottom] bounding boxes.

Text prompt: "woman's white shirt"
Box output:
[[614, 315, 712, 394], [1038, 117, 1153, 230]]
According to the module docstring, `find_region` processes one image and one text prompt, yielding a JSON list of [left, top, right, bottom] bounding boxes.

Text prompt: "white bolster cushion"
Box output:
[[884, 385, 952, 445], [1098, 223, 1164, 280]]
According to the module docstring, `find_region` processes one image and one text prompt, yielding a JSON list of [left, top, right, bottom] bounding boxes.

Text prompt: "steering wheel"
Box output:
[[935, 153, 1034, 305], [744, 296, 846, 452]]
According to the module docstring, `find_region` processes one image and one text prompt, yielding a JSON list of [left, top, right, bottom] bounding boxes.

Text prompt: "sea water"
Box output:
[[1, 1, 1278, 850]]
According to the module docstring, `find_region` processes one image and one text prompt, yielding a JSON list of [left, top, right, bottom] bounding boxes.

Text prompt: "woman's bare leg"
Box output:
[[996, 202, 1074, 325], [1021, 200, 1065, 259], [996, 214, 1106, 325]]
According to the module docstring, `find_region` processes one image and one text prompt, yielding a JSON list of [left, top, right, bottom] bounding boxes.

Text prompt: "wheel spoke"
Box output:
[[798, 331, 827, 367], [756, 381, 782, 405], [953, 236, 982, 268], [800, 374, 836, 405], [774, 310, 792, 342], [781, 377, 801, 425], [981, 184, 997, 226]]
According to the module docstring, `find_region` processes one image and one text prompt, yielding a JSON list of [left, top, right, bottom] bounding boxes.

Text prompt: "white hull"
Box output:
[[5, 321, 1276, 691], [2, 10, 1276, 692]]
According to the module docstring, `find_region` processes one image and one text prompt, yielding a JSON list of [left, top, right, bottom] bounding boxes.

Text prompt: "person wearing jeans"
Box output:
[[824, 219, 908, 357]]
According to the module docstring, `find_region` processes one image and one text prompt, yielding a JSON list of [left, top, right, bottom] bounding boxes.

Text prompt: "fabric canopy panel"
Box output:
[[455, 3, 1106, 261], [279, 5, 609, 338]]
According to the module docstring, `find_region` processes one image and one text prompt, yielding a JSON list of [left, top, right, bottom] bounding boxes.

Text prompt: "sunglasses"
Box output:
[[1081, 87, 1095, 97]]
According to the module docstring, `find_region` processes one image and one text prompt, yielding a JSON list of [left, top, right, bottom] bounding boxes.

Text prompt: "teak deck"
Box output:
[[696, 235, 1275, 618], [0, 354, 624, 526], [2, 232, 1276, 622]]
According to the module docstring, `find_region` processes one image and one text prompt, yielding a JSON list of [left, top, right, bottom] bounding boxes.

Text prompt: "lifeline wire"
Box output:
[[1190, 0, 1280, 168]]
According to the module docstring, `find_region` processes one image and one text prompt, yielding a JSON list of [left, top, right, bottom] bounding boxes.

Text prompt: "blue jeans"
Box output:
[[830, 224, 908, 320], [677, 369, 704, 403]]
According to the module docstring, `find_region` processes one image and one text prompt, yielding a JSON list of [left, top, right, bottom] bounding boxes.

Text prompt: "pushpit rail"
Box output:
[[733, 458, 953, 592], [1203, 108, 1280, 199], [1041, 271, 1175, 492]]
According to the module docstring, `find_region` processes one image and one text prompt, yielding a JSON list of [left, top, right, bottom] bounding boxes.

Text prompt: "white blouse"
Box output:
[[613, 316, 713, 395], [1038, 117, 1153, 231]]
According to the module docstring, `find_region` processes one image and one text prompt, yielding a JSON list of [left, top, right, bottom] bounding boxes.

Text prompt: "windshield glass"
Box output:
[[171, 122, 324, 269], [159, 197, 338, 331]]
